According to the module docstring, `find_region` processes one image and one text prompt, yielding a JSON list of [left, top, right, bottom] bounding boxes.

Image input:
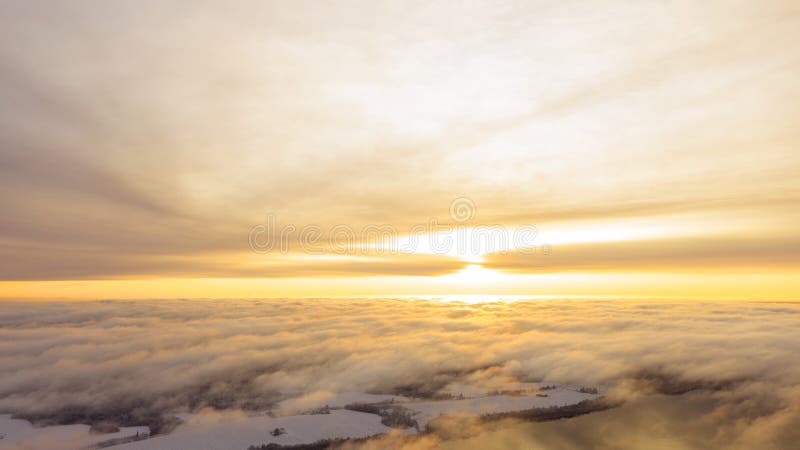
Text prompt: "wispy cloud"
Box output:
[[0, 0, 799, 293]]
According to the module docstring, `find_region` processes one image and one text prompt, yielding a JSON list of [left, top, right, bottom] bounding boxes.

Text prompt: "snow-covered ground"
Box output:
[[276, 391, 409, 414], [270, 384, 602, 429], [404, 385, 602, 427], [112, 410, 389, 450], [0, 414, 148, 450], [0, 385, 603, 449]]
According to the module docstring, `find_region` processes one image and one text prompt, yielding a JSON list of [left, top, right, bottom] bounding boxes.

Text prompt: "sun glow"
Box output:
[[1, 0, 799, 301], [441, 264, 510, 285]]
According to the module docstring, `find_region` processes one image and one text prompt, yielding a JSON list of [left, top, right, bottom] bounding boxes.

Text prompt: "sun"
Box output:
[[442, 264, 509, 285]]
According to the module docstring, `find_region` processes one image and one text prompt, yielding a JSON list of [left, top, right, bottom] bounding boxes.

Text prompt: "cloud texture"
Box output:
[[1, 298, 799, 448], [1, 0, 800, 283]]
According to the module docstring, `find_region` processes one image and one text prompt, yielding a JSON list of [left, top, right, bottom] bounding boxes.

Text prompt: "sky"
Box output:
[[1, 0, 799, 299]]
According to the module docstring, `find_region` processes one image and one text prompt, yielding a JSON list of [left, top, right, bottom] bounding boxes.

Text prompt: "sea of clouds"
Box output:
[[1, 298, 799, 449]]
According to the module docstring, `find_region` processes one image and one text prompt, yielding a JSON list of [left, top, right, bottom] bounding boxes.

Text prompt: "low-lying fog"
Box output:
[[1, 298, 798, 449]]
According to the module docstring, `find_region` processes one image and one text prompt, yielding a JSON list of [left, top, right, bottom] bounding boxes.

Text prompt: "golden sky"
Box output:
[[1, 0, 799, 299]]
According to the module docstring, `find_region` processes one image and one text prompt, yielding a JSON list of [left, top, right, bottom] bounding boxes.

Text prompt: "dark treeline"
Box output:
[[344, 402, 418, 429], [473, 398, 620, 425]]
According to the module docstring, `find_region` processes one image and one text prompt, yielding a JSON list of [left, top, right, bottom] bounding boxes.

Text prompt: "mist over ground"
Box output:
[[1, 298, 799, 449]]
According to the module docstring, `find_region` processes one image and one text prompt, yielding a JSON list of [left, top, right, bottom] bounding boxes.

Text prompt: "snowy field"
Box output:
[[0, 414, 148, 449], [112, 410, 389, 450], [0, 385, 601, 450], [276, 392, 409, 414], [404, 385, 602, 427]]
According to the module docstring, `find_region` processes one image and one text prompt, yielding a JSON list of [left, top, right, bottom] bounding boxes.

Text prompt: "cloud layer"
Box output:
[[1, 298, 799, 448]]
